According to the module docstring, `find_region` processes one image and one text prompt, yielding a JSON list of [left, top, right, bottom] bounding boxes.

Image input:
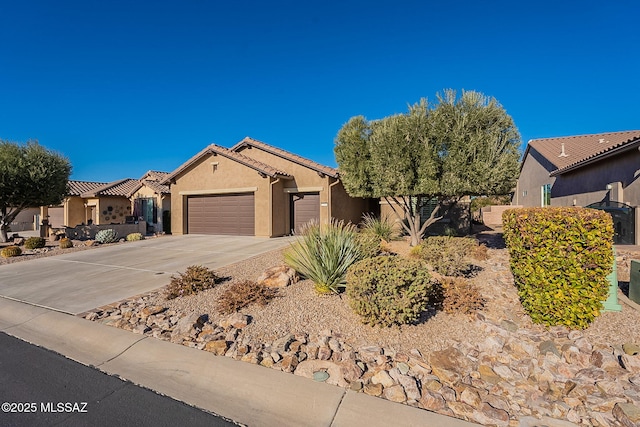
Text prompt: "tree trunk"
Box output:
[[0, 224, 9, 243], [0, 208, 22, 243], [385, 196, 443, 246]]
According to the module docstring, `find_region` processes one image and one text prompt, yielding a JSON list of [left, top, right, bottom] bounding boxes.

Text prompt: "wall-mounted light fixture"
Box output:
[[606, 184, 612, 190]]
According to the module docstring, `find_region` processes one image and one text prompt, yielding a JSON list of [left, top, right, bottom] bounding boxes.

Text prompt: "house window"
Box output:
[[522, 190, 528, 197], [541, 184, 551, 207]]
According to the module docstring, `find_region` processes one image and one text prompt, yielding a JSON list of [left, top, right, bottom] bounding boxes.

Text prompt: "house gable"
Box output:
[[231, 137, 339, 180], [163, 144, 290, 186]]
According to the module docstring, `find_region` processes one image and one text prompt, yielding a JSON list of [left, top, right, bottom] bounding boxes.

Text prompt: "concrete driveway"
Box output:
[[0, 235, 294, 315]]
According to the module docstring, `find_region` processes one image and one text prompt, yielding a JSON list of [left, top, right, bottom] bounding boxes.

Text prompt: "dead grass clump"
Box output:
[[217, 280, 278, 314], [442, 278, 485, 315]]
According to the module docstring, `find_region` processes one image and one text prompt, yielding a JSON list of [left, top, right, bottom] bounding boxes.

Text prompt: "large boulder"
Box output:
[[257, 265, 298, 288]]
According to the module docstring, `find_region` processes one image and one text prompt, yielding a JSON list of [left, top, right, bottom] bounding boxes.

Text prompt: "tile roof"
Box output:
[[162, 144, 291, 184], [231, 137, 339, 178], [67, 180, 108, 196], [526, 130, 640, 175], [140, 170, 170, 181], [139, 179, 170, 195], [81, 178, 141, 198]]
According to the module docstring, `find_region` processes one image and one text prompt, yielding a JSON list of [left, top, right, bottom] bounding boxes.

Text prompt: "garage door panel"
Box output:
[[187, 194, 254, 235], [48, 207, 64, 228], [293, 193, 320, 233]]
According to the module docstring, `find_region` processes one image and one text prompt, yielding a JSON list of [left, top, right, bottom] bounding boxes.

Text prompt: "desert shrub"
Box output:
[[24, 236, 46, 249], [355, 232, 382, 259], [470, 244, 489, 261], [216, 280, 278, 314], [59, 238, 73, 249], [1, 246, 22, 258], [284, 219, 366, 294], [165, 265, 219, 299], [412, 236, 478, 276], [346, 256, 437, 327], [502, 207, 614, 329], [360, 213, 397, 242], [126, 232, 144, 241], [442, 278, 485, 315], [95, 229, 118, 244]]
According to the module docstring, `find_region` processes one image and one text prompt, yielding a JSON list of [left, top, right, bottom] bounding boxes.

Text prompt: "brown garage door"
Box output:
[[47, 206, 64, 228], [292, 192, 320, 233], [187, 193, 255, 235]]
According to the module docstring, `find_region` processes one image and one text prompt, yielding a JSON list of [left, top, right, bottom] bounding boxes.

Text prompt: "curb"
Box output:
[[0, 297, 478, 427]]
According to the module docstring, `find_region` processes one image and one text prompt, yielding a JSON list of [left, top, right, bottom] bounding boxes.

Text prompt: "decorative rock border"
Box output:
[[84, 290, 640, 427]]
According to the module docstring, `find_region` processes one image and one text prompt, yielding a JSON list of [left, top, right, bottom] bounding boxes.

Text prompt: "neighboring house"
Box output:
[[43, 172, 171, 233], [9, 207, 40, 232], [45, 180, 109, 229], [515, 130, 640, 244], [162, 137, 374, 237], [128, 171, 171, 233]]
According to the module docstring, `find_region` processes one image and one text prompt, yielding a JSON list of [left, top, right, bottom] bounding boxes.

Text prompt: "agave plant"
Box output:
[[284, 219, 365, 294]]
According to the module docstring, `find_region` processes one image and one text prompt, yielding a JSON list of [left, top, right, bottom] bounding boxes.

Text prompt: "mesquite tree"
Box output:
[[0, 140, 71, 242], [334, 90, 521, 246]]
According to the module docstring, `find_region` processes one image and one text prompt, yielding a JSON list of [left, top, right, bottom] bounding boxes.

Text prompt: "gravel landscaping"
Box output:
[[6, 232, 640, 425]]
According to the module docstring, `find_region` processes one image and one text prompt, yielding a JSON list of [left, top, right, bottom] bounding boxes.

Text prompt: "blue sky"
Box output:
[[1, 1, 638, 182]]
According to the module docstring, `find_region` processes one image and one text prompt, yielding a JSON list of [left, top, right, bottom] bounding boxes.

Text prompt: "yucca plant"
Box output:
[[360, 213, 397, 242], [284, 219, 365, 294]]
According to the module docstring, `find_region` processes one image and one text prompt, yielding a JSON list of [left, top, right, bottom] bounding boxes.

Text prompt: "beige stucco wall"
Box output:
[[329, 178, 372, 225], [270, 178, 287, 236], [66, 196, 88, 227], [92, 197, 131, 225], [238, 146, 334, 230], [236, 146, 370, 227], [170, 152, 274, 236]]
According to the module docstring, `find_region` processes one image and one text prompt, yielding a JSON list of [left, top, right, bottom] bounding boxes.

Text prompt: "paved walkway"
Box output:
[[0, 235, 294, 314]]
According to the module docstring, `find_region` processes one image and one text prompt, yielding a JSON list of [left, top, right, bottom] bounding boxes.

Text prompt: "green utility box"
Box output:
[[603, 248, 622, 312], [629, 259, 640, 305]]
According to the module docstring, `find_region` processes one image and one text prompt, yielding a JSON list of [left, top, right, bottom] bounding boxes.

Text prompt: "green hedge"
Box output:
[[502, 207, 614, 329]]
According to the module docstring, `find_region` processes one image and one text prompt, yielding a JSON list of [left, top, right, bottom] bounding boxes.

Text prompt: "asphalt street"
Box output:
[[0, 332, 239, 427]]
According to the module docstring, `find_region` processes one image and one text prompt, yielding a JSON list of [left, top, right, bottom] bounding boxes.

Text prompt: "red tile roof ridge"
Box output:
[[162, 143, 291, 184], [232, 136, 339, 178]]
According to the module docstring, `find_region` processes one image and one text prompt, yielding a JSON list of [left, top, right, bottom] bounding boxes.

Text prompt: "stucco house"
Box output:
[[43, 171, 171, 234], [514, 130, 640, 244], [162, 137, 373, 237]]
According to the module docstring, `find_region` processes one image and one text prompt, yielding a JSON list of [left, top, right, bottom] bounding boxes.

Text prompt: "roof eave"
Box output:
[[232, 137, 340, 179], [550, 138, 640, 177]]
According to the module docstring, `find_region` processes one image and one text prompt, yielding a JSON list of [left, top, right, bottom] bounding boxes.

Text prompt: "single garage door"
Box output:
[[187, 193, 255, 235], [292, 192, 320, 233], [47, 206, 64, 228]]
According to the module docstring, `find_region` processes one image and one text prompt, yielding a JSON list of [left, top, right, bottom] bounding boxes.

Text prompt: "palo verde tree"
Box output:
[[335, 90, 521, 246], [0, 140, 71, 242]]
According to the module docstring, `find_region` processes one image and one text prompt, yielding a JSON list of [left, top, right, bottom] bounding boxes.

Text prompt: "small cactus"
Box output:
[[95, 229, 118, 244], [59, 238, 73, 249], [24, 236, 46, 249], [126, 232, 144, 241], [1, 246, 22, 258]]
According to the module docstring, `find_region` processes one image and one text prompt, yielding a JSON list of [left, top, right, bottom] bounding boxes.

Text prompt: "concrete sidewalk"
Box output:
[[0, 297, 477, 427]]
